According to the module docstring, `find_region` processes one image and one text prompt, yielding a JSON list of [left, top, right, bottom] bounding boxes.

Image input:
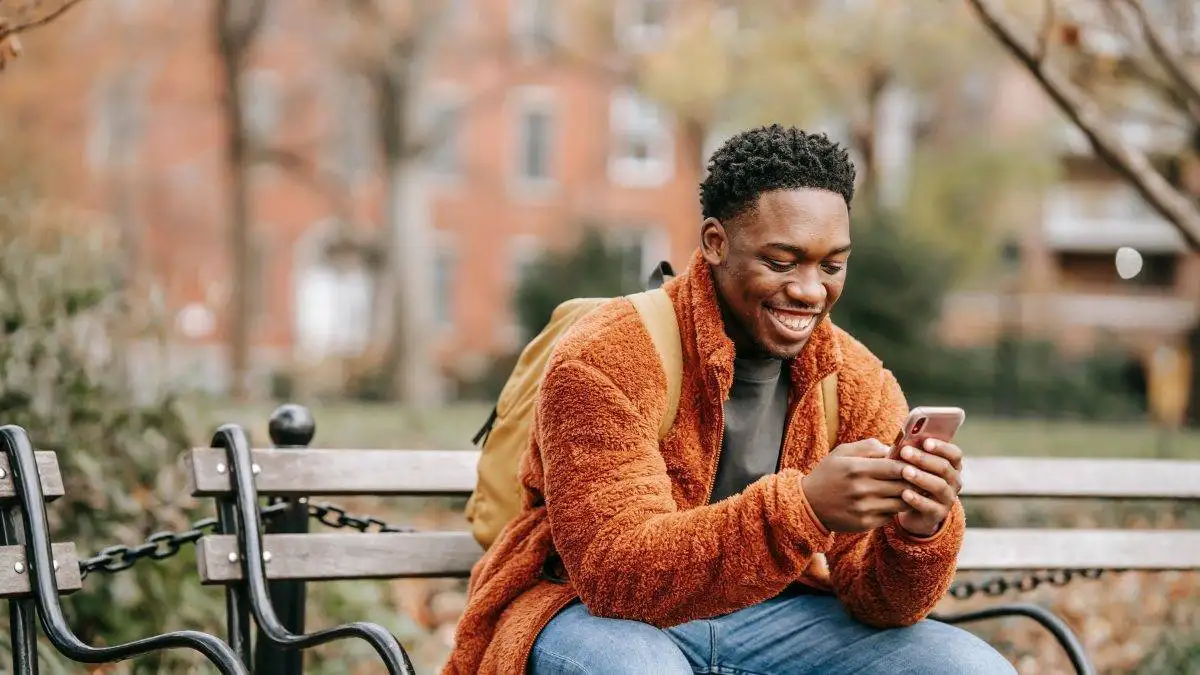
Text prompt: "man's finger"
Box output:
[[901, 488, 947, 519], [835, 438, 890, 459], [850, 457, 908, 481], [900, 465, 956, 505], [861, 497, 906, 515], [898, 446, 956, 484], [921, 439, 963, 471]]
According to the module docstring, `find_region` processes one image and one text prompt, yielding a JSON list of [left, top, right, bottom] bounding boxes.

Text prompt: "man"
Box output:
[[445, 125, 1016, 674]]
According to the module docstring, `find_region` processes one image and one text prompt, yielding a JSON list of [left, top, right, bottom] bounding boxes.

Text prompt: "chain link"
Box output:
[[946, 567, 1115, 601], [77, 500, 408, 579], [306, 500, 415, 534]]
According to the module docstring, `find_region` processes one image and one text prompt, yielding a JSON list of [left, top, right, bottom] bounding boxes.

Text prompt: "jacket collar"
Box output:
[[676, 249, 842, 396]]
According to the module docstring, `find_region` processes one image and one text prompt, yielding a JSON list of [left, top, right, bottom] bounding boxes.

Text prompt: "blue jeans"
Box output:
[[530, 589, 1017, 674]]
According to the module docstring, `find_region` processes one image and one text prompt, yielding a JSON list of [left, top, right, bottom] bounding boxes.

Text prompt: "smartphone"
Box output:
[[889, 406, 966, 460]]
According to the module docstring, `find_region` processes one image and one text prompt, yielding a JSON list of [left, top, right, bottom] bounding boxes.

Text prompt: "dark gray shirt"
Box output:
[[709, 355, 790, 503]]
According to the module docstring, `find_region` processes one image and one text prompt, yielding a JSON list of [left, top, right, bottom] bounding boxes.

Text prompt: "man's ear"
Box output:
[[701, 217, 729, 265]]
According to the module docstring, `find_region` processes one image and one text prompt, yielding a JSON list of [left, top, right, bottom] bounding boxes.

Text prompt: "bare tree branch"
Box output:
[[967, 0, 1200, 250], [1116, 0, 1200, 114], [0, 0, 87, 39]]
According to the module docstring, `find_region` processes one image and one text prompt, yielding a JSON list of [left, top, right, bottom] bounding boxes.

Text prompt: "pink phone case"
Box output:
[[889, 406, 966, 459]]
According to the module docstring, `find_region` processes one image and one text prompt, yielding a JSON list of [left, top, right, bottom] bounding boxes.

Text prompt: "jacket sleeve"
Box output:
[[824, 369, 965, 627], [538, 358, 835, 627]]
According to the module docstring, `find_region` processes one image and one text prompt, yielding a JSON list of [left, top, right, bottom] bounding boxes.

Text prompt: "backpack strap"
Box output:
[[819, 372, 839, 449], [629, 287, 682, 440]]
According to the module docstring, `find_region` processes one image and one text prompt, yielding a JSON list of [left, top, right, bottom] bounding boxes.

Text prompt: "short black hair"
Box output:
[[699, 124, 857, 222]]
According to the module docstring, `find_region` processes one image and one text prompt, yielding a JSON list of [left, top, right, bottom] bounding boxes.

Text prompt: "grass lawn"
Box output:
[[186, 399, 1200, 459]]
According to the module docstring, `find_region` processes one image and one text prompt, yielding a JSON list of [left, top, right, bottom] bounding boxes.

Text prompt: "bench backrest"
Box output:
[[0, 450, 83, 597], [186, 448, 1200, 584]]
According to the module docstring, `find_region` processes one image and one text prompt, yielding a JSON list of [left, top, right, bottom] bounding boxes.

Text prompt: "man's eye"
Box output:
[[821, 262, 845, 274], [765, 259, 794, 272]]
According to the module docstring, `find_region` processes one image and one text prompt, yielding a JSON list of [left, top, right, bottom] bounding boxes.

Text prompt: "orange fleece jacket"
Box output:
[[443, 250, 965, 674]]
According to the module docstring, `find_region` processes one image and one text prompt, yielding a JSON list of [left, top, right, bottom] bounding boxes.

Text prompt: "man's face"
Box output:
[[701, 188, 851, 360]]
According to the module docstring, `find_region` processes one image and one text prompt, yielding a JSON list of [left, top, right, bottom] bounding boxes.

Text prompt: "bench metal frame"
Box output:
[[0, 425, 248, 675], [186, 408, 1200, 675], [207, 424, 416, 675]]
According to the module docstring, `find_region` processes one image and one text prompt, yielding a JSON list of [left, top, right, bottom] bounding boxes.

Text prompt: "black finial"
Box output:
[[268, 404, 315, 447]]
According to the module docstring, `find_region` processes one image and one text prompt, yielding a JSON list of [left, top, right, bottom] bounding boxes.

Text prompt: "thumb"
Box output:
[[833, 439, 890, 459]]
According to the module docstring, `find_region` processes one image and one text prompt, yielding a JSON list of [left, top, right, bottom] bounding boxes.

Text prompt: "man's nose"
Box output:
[[784, 268, 826, 307]]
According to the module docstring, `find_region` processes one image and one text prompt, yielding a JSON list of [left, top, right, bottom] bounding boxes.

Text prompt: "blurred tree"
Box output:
[[336, 0, 618, 405], [0, 0, 87, 71], [214, 0, 270, 400], [967, 0, 1200, 251], [632, 0, 1056, 272], [513, 227, 645, 341], [334, 0, 459, 407]]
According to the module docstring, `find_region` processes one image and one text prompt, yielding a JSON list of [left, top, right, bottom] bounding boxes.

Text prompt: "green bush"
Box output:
[[0, 197, 418, 672]]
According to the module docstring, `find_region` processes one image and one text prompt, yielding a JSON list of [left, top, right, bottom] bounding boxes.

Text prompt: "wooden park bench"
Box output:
[[185, 404, 1200, 675], [0, 424, 249, 674]]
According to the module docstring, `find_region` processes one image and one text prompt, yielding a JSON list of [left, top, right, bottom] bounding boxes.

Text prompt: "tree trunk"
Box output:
[[220, 53, 254, 401], [372, 59, 440, 406]]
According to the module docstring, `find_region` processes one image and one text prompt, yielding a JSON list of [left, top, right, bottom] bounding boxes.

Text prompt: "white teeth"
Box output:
[[769, 309, 814, 333]]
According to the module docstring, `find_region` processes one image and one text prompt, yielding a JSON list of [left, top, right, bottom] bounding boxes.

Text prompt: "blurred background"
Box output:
[[1, 0, 1199, 672]]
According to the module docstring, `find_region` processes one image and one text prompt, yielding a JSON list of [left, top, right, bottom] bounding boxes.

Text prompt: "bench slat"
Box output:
[[187, 449, 479, 497], [196, 533, 483, 583], [188, 450, 1200, 501], [0, 452, 65, 502], [0, 543, 82, 597], [962, 458, 1200, 499], [196, 529, 1200, 583], [959, 529, 1200, 569]]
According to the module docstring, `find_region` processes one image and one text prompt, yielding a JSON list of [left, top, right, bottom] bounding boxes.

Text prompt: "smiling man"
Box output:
[[444, 125, 1016, 674]]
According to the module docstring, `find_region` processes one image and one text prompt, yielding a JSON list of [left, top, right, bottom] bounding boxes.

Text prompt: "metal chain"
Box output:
[[947, 568, 1111, 600], [81, 501, 1109, 600], [78, 501, 291, 579], [76, 499, 413, 579], [305, 499, 415, 534]]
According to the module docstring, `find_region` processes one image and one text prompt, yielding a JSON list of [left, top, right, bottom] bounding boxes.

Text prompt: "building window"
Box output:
[[512, 0, 556, 57], [427, 100, 463, 178], [609, 89, 673, 187], [502, 234, 544, 347], [294, 263, 373, 359], [607, 227, 670, 289], [241, 69, 281, 142], [615, 0, 668, 53], [513, 89, 556, 188]]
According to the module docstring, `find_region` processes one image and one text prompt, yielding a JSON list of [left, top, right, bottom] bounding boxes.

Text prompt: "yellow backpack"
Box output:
[[465, 264, 839, 551]]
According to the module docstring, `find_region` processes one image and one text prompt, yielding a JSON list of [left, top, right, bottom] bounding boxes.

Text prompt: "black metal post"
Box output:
[[210, 424, 415, 675], [254, 404, 315, 675], [0, 425, 248, 674], [219, 498, 253, 667], [2, 504, 38, 675]]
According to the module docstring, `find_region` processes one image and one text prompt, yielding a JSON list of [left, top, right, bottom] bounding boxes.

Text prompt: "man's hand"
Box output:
[[894, 438, 964, 537], [801, 440, 908, 533]]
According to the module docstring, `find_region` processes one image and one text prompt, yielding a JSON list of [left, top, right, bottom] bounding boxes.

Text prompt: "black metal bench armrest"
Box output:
[[932, 603, 1095, 675], [211, 425, 416, 675], [0, 425, 248, 675]]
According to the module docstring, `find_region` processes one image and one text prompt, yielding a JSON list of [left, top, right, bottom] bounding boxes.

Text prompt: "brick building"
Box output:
[[5, 0, 1196, 404]]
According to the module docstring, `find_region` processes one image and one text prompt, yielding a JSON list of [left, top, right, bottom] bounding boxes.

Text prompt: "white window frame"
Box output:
[[510, 87, 558, 198], [608, 88, 674, 188]]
